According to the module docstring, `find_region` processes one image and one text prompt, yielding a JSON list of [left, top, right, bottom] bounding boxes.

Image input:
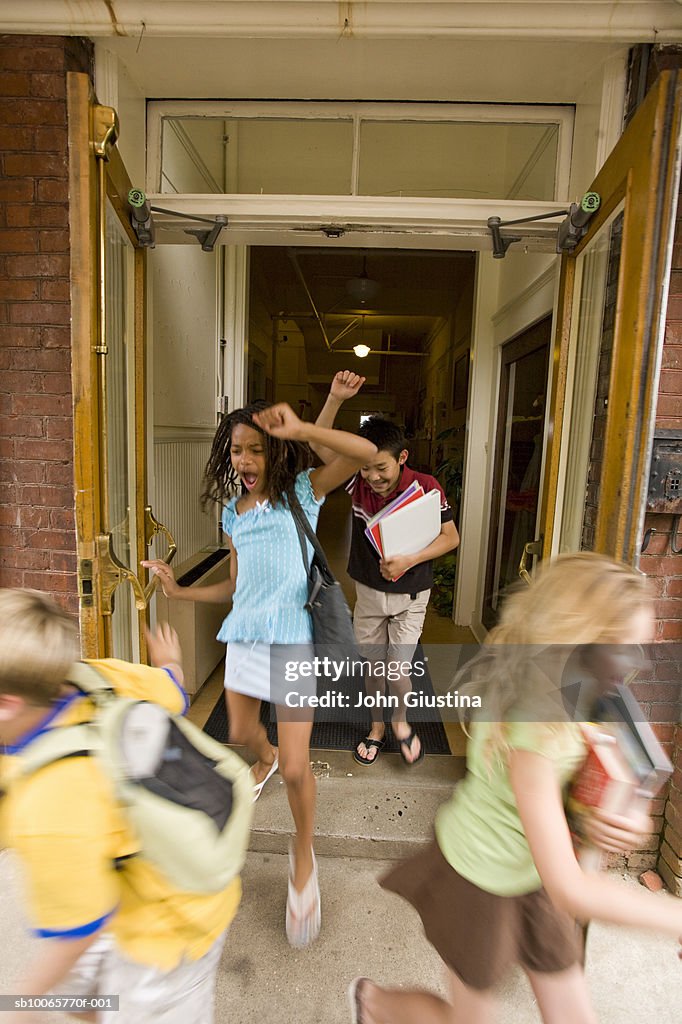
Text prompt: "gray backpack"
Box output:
[[8, 662, 253, 894]]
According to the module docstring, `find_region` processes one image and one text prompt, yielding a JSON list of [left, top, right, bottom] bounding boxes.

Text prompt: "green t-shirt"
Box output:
[[435, 720, 585, 896]]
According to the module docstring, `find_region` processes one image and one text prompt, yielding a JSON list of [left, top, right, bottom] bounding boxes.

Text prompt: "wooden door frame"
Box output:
[[539, 70, 682, 563]]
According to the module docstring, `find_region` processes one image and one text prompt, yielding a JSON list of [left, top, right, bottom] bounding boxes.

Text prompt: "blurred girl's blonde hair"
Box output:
[[0, 589, 78, 704], [457, 553, 651, 759]]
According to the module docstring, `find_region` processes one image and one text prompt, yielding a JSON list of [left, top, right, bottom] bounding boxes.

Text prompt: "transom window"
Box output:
[[148, 102, 573, 202]]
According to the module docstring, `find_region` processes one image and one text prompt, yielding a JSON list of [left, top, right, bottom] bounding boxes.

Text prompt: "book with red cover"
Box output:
[[567, 723, 640, 871], [364, 481, 424, 557]]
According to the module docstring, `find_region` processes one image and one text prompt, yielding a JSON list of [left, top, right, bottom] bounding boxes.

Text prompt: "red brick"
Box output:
[[0, 179, 34, 202], [44, 463, 73, 485], [12, 393, 70, 416], [0, 125, 35, 150], [23, 570, 76, 592], [7, 460, 45, 483], [50, 551, 77, 573], [10, 302, 69, 325], [0, 98, 65, 126], [41, 326, 70, 349], [658, 368, 682, 393], [630, 681, 682, 703], [667, 294, 682, 320], [0, 278, 38, 301], [29, 74, 66, 100], [39, 371, 72, 395], [638, 869, 664, 891], [7, 253, 68, 277], [49, 508, 75, 530], [0, 568, 26, 588], [664, 322, 682, 346], [667, 578, 682, 599], [37, 180, 67, 203], [1, 369, 43, 394], [14, 438, 72, 461], [657, 620, 682, 640], [11, 548, 52, 570], [38, 230, 69, 253], [18, 506, 50, 529], [0, 71, 31, 95], [34, 127, 67, 152], [0, 45, 65, 72], [7, 205, 68, 228], [46, 417, 73, 440], [654, 598, 682, 620], [40, 278, 70, 301], [0, 414, 43, 437], [17, 484, 72, 506], [10, 347, 69, 372], [24, 530, 76, 552], [0, 437, 14, 458], [4, 152, 67, 178], [661, 341, 682, 366], [641, 555, 682, 577], [0, 229, 38, 253]]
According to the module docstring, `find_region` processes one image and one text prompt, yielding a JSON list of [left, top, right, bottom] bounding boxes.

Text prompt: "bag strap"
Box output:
[[66, 662, 116, 703], [289, 490, 333, 576]]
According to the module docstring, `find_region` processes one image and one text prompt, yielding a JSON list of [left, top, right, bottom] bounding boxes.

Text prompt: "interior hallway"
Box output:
[[189, 486, 473, 757]]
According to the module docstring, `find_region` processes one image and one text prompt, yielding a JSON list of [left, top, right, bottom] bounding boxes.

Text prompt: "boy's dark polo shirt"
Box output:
[[345, 465, 453, 594]]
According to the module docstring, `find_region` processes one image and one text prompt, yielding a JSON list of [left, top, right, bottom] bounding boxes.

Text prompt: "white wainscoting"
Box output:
[[152, 427, 217, 566]]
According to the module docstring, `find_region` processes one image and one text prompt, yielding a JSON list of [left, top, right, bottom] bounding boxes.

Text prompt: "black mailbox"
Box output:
[[647, 430, 682, 513]]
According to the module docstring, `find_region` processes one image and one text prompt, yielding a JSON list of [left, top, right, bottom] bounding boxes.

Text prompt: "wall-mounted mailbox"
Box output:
[[647, 430, 682, 513]]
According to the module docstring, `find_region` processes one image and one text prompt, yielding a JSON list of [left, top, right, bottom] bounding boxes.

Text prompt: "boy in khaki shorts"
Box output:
[[314, 372, 459, 766]]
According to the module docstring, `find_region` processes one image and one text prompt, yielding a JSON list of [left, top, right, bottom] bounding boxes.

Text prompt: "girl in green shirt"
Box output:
[[349, 552, 682, 1024]]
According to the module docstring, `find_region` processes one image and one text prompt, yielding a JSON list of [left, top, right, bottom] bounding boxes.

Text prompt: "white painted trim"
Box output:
[[454, 254, 501, 628], [145, 194, 568, 252], [154, 426, 217, 442], [491, 264, 557, 342], [222, 245, 249, 413], [3, 3, 681, 42]]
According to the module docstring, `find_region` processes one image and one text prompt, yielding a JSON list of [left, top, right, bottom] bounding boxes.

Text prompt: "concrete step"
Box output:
[[249, 747, 466, 859]]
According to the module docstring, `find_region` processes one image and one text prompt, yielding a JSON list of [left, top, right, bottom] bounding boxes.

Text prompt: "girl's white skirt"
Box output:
[[224, 641, 317, 705]]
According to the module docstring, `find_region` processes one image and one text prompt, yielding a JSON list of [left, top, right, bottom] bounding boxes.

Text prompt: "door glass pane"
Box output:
[[161, 117, 354, 194], [490, 343, 549, 611], [559, 207, 624, 553], [105, 202, 137, 660], [358, 121, 559, 199]]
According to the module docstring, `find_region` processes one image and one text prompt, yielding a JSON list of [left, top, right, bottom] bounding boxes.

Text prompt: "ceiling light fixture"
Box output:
[[345, 253, 380, 305], [353, 343, 371, 358]]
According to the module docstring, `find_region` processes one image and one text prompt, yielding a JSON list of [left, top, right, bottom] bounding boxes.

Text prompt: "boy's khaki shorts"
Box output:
[[53, 930, 227, 1023], [353, 581, 430, 664]]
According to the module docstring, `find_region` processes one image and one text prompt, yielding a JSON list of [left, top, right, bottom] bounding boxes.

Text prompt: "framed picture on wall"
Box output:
[[452, 352, 470, 411]]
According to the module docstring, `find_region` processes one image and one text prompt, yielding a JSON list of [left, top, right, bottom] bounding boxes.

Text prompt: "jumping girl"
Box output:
[[348, 553, 682, 1024], [144, 400, 376, 949]]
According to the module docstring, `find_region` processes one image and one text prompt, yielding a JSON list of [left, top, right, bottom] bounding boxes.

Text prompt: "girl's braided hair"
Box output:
[[201, 400, 314, 508]]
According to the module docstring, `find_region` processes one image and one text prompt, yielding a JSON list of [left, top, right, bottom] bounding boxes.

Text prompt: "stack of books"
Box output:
[[364, 482, 441, 580], [567, 683, 673, 870]]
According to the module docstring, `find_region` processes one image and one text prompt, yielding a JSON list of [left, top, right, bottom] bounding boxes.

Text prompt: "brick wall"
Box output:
[[647, 176, 682, 894], [0, 35, 92, 615]]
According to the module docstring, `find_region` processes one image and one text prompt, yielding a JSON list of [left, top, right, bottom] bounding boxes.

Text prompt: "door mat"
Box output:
[[202, 646, 452, 755]]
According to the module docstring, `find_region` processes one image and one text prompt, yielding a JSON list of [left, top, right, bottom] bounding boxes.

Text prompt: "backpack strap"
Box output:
[[66, 662, 117, 704], [6, 724, 93, 782]]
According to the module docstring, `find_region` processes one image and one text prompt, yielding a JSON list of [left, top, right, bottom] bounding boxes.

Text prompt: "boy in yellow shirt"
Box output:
[[0, 589, 241, 1023]]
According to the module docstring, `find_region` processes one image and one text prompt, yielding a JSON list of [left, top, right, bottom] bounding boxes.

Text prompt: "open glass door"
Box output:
[[68, 74, 176, 658], [538, 70, 682, 565]]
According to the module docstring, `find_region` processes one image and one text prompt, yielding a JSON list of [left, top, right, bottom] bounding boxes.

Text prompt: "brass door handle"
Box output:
[[143, 505, 178, 601], [96, 534, 147, 612], [518, 537, 543, 585]]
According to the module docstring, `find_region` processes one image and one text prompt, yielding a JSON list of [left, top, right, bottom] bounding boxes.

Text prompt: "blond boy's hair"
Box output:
[[0, 589, 77, 704]]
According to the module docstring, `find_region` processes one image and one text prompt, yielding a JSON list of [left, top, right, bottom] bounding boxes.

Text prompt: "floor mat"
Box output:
[[202, 645, 452, 754]]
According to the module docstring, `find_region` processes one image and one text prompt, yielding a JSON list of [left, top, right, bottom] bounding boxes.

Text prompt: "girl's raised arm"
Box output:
[[252, 402, 376, 499], [510, 748, 682, 946]]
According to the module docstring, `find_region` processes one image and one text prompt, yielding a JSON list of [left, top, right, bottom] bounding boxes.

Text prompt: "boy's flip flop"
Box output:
[[398, 727, 425, 766], [252, 756, 279, 802], [353, 737, 385, 766]]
